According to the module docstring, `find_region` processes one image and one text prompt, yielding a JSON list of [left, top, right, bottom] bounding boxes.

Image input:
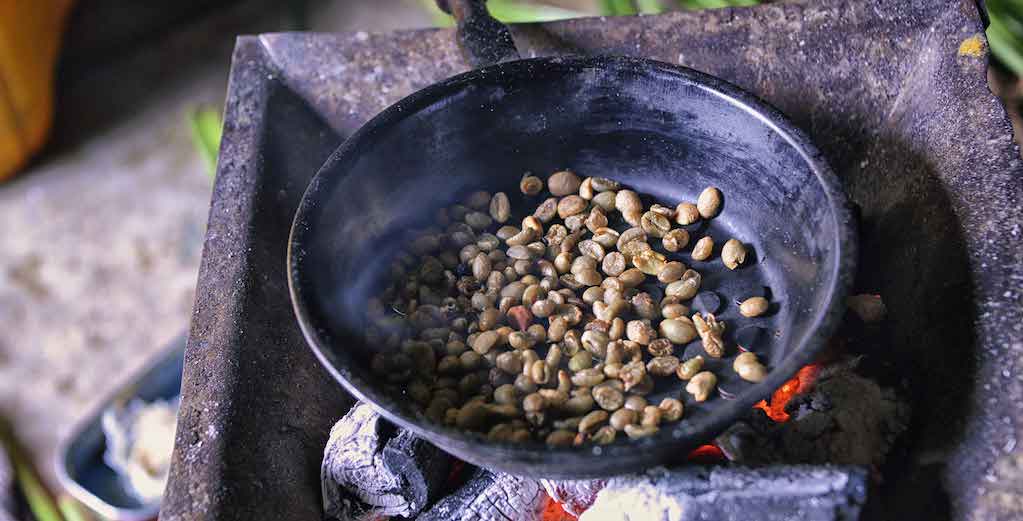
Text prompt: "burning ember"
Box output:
[[541, 494, 577, 521], [687, 444, 726, 463], [754, 363, 822, 422]]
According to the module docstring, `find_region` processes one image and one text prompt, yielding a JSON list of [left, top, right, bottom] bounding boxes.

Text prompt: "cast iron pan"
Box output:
[[288, 0, 856, 478]]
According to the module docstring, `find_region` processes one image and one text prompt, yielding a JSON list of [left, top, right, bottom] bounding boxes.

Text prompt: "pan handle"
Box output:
[[436, 0, 521, 68]]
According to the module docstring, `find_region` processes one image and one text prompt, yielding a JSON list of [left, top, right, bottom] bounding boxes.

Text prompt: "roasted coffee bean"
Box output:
[[740, 296, 769, 317], [659, 317, 697, 344], [473, 330, 499, 354], [520, 174, 543, 195], [647, 338, 674, 357], [549, 171, 582, 196], [579, 177, 595, 199], [564, 213, 587, 232], [721, 239, 747, 270], [496, 351, 524, 374], [693, 313, 726, 358], [592, 384, 625, 411], [618, 268, 646, 289], [534, 198, 559, 222], [589, 177, 620, 192], [579, 240, 606, 261], [619, 360, 647, 391], [640, 211, 672, 238], [610, 408, 637, 431], [616, 227, 646, 249], [631, 292, 658, 320], [677, 355, 704, 380], [572, 367, 606, 387], [733, 351, 767, 382], [465, 211, 493, 231], [592, 191, 617, 212], [532, 299, 556, 318], [515, 373, 538, 394], [557, 195, 587, 219], [657, 261, 685, 284], [494, 384, 520, 405], [591, 425, 616, 444], [523, 392, 548, 412], [619, 239, 652, 260], [460, 350, 483, 371], [626, 320, 656, 345], [546, 430, 576, 446], [624, 395, 648, 412], [582, 286, 604, 305], [647, 355, 680, 377], [697, 187, 722, 218], [691, 236, 714, 261], [472, 253, 492, 281], [665, 270, 701, 300], [489, 192, 511, 223], [527, 323, 547, 343], [616, 190, 643, 216], [608, 317, 625, 341], [579, 410, 609, 434], [658, 398, 684, 422], [661, 303, 689, 320], [585, 207, 608, 232], [592, 227, 620, 249], [569, 351, 594, 372], [675, 203, 700, 225], [624, 424, 658, 439], [640, 406, 662, 428], [529, 360, 552, 385], [686, 371, 717, 402], [581, 330, 610, 358]]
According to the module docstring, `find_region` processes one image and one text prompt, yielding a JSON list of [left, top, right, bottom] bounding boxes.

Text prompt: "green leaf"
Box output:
[[988, 0, 1023, 76], [635, 0, 665, 14], [1, 419, 64, 521], [599, 0, 638, 16], [677, 0, 759, 9], [188, 106, 223, 180], [58, 496, 94, 521], [422, 0, 585, 25]]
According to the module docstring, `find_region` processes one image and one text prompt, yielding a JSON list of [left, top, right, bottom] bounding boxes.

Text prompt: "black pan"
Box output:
[[287, 0, 856, 478]]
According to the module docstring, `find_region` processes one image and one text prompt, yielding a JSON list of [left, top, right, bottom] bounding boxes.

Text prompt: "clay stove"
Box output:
[[162, 2, 1023, 520]]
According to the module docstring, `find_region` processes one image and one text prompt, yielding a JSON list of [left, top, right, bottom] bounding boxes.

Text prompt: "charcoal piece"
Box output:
[[418, 467, 544, 521], [579, 466, 867, 521], [321, 403, 451, 521], [540, 478, 607, 517]]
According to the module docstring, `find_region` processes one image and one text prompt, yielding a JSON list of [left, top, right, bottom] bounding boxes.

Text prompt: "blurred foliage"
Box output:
[[988, 0, 1023, 76], [423, 0, 761, 26], [188, 106, 223, 179]]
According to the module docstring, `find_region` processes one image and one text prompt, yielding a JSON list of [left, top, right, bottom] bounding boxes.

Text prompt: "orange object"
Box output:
[[753, 363, 822, 422], [0, 0, 74, 181]]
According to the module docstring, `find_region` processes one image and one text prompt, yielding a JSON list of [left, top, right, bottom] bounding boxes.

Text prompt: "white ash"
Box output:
[[540, 478, 607, 517], [321, 403, 411, 520]]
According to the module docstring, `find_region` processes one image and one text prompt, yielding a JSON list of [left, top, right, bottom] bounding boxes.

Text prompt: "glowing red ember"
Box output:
[[753, 363, 822, 422], [541, 493, 578, 521], [687, 444, 726, 463]]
